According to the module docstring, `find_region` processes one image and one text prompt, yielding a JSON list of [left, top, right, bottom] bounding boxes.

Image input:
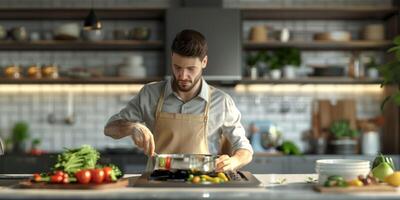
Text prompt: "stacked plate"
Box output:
[[315, 159, 371, 185]]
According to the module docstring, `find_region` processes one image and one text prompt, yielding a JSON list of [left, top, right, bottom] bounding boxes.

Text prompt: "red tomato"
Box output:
[[54, 170, 64, 177], [75, 170, 91, 184], [103, 167, 113, 182], [90, 168, 105, 184], [165, 157, 171, 170], [50, 175, 63, 183]]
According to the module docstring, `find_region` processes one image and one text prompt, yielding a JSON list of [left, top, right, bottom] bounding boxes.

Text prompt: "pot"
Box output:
[[150, 154, 217, 172]]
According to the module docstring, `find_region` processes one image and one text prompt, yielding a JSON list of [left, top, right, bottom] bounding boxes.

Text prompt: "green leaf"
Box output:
[[388, 46, 400, 53], [394, 92, 400, 106], [394, 36, 400, 46]]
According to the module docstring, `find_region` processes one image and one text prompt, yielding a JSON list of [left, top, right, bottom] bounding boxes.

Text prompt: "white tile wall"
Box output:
[[0, 86, 383, 153]]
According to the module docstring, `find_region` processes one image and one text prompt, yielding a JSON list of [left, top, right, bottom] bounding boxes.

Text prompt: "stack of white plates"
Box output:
[[315, 159, 370, 185]]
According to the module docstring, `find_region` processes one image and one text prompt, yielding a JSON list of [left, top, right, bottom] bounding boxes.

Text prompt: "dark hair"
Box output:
[[171, 29, 208, 60]]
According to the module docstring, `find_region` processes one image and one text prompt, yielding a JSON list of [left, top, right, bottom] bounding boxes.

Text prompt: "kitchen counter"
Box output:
[[0, 174, 399, 200]]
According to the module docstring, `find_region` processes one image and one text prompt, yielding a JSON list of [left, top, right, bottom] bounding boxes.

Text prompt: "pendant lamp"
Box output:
[[83, 8, 102, 30]]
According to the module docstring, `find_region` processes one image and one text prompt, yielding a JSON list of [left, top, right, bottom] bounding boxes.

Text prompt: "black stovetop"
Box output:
[[134, 170, 262, 188]]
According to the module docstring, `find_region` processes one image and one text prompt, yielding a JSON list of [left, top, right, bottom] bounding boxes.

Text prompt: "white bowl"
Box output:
[[316, 159, 370, 168], [315, 159, 371, 185]]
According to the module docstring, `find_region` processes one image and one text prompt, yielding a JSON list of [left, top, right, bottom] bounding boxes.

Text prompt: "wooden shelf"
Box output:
[[241, 6, 398, 20], [0, 40, 164, 51], [0, 8, 165, 20], [0, 77, 163, 84], [243, 40, 392, 51], [238, 77, 383, 84]]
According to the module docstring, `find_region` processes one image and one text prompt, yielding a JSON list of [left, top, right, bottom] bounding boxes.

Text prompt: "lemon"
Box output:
[[384, 171, 400, 186]]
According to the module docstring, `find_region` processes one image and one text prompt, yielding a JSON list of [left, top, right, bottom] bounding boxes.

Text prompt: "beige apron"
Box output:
[[145, 84, 212, 171]]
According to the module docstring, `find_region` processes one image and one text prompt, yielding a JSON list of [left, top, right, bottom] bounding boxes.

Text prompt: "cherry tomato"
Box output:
[[33, 173, 41, 182], [62, 176, 69, 184], [50, 175, 63, 183], [103, 167, 113, 182], [90, 168, 105, 184], [75, 169, 91, 184]]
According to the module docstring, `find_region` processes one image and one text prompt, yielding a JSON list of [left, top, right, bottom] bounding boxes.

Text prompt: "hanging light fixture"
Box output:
[[83, 8, 102, 30]]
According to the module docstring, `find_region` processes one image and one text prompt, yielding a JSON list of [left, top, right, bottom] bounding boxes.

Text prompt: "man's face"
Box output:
[[171, 53, 207, 92]]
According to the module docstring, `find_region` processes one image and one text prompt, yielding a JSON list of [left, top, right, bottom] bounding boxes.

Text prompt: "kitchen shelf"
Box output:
[[0, 40, 164, 51], [0, 77, 163, 84], [238, 77, 383, 85], [243, 40, 392, 51], [0, 8, 165, 20], [241, 6, 398, 20]]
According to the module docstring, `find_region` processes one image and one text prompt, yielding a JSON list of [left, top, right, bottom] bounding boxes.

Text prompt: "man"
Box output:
[[104, 29, 253, 172]]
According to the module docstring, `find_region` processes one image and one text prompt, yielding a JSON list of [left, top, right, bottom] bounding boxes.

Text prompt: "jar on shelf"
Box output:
[[4, 64, 21, 79], [42, 64, 59, 79], [27, 63, 42, 79]]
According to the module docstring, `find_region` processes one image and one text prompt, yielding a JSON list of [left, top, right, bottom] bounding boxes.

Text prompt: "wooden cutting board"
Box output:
[[18, 178, 129, 190], [314, 184, 399, 193]]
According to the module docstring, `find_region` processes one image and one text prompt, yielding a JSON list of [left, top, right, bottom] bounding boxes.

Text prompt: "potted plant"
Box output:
[[267, 48, 301, 79], [364, 56, 380, 79], [10, 121, 29, 153], [281, 48, 301, 79], [245, 51, 268, 79], [329, 120, 359, 154], [380, 35, 400, 110]]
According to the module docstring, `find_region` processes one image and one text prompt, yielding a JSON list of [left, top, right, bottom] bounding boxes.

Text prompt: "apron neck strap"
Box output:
[[155, 82, 213, 118]]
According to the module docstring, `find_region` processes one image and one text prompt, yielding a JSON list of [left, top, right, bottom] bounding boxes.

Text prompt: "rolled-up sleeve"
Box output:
[[221, 95, 254, 154], [105, 86, 146, 126]]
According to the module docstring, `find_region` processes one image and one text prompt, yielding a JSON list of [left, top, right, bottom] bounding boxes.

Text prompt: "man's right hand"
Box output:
[[131, 123, 155, 156]]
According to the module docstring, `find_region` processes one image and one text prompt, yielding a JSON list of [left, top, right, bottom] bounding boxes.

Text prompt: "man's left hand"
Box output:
[[215, 155, 241, 172]]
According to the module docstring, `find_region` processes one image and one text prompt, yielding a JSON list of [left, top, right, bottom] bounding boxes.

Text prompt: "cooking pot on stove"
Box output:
[[150, 154, 217, 172]]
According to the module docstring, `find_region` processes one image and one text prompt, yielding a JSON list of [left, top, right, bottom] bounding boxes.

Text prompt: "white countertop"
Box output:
[[0, 174, 399, 200]]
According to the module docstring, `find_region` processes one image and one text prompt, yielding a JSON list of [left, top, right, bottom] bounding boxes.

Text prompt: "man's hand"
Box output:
[[215, 149, 253, 172], [215, 155, 241, 172], [131, 123, 155, 156]]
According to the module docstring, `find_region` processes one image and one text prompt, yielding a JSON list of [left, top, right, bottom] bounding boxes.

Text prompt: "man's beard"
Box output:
[[173, 73, 202, 92]]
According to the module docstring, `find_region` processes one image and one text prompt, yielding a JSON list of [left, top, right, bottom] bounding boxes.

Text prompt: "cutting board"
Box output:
[[314, 184, 399, 193], [18, 178, 129, 190], [314, 99, 357, 137]]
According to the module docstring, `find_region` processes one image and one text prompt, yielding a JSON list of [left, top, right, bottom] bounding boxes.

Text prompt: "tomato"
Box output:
[[90, 168, 105, 184], [103, 167, 113, 182], [75, 169, 91, 184], [54, 170, 64, 177], [50, 175, 63, 183], [165, 157, 171, 170], [33, 173, 41, 182], [62, 176, 69, 184]]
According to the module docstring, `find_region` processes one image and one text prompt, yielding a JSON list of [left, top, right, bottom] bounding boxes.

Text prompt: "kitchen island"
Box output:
[[0, 174, 399, 200]]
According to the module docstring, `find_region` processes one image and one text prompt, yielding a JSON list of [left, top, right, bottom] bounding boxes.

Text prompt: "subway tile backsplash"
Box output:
[[0, 85, 383, 153]]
